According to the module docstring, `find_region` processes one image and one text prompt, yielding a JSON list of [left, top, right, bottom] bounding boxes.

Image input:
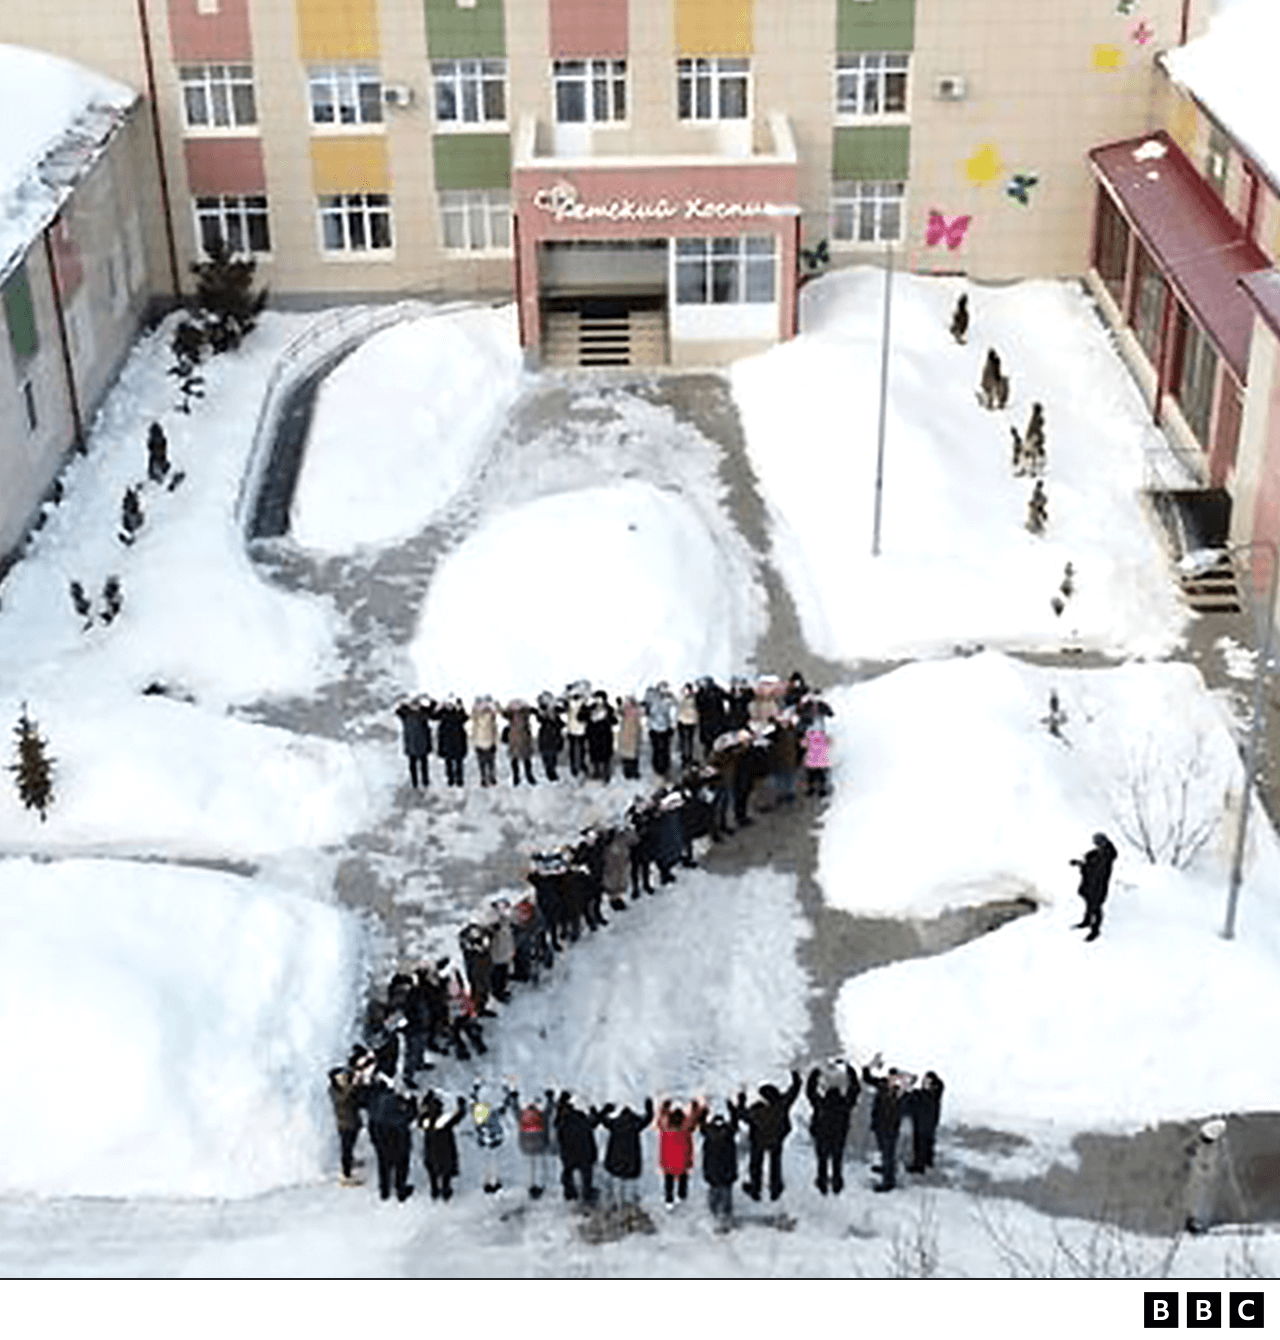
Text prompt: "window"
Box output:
[[1175, 311, 1217, 446], [553, 59, 627, 124], [1093, 187, 1130, 306], [1130, 243, 1167, 364], [180, 64, 257, 130], [432, 59, 507, 127], [675, 236, 775, 304], [831, 179, 904, 243], [835, 53, 909, 116], [318, 193, 394, 252], [309, 66, 383, 127], [195, 195, 272, 255], [1205, 124, 1230, 196], [677, 57, 749, 121], [21, 380, 37, 434], [438, 190, 511, 251]]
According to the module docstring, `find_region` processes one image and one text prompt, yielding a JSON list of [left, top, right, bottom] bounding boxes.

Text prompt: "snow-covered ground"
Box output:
[[731, 271, 1187, 662], [1, 279, 1276, 1278]]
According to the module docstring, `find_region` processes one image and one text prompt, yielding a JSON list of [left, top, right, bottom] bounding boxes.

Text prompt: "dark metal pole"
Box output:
[[134, 0, 182, 299], [871, 241, 893, 557]]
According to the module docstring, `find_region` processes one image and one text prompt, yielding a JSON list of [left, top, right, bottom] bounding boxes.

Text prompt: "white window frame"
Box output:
[[194, 194, 272, 258], [676, 57, 750, 122], [835, 53, 910, 119], [179, 63, 258, 133], [317, 193, 394, 257], [552, 58, 627, 125], [674, 235, 776, 305], [308, 66, 384, 130], [431, 59, 508, 130], [830, 179, 906, 245], [438, 190, 511, 253]]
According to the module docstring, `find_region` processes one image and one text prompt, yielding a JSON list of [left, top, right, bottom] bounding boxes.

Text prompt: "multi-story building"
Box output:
[[1, 0, 1212, 367], [0, 43, 158, 573]]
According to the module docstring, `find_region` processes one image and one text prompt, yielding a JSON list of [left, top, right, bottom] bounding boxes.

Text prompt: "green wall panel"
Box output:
[[2, 261, 39, 366], [833, 125, 911, 179], [837, 0, 915, 52], [432, 133, 512, 189], [423, 0, 506, 57]]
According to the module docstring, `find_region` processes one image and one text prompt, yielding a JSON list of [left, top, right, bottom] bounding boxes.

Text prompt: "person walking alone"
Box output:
[[1071, 832, 1118, 941]]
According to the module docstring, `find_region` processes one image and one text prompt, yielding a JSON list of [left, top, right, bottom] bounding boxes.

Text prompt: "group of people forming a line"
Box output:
[[394, 671, 833, 796], [327, 1055, 945, 1227]]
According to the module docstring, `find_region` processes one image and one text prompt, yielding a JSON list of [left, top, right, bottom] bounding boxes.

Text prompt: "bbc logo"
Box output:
[[1145, 1293, 1265, 1328]]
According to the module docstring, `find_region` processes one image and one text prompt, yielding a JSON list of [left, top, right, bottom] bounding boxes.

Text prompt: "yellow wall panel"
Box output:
[[311, 136, 390, 192], [676, 0, 753, 55], [296, 0, 380, 61], [1170, 90, 1199, 157]]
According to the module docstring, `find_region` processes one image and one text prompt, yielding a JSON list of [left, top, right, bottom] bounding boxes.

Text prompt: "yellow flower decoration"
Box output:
[[1092, 44, 1124, 71], [964, 143, 1004, 186]]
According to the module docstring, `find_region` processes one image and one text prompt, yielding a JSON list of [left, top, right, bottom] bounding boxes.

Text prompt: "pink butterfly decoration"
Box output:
[[1131, 20, 1154, 44], [926, 210, 972, 250]]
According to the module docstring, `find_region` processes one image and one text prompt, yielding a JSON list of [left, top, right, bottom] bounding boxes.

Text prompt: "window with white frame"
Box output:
[[835, 53, 909, 116], [831, 179, 904, 243], [180, 63, 257, 129], [675, 235, 775, 304], [432, 59, 507, 127], [309, 66, 383, 127], [677, 57, 749, 121], [318, 193, 393, 252], [195, 195, 272, 256], [438, 190, 511, 251], [553, 59, 627, 123]]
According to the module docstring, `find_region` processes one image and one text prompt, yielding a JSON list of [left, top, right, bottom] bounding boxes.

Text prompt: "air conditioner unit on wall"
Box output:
[[383, 84, 414, 107], [934, 74, 967, 101]]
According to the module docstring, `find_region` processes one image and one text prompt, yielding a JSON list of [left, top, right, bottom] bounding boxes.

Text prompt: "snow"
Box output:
[[0, 44, 135, 280], [1165, 0, 1280, 191], [0, 858, 360, 1198], [409, 479, 765, 699], [290, 305, 527, 552], [731, 270, 1187, 663], [821, 652, 1280, 1130]]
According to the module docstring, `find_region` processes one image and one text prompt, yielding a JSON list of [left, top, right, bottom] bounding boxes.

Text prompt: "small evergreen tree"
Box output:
[[69, 580, 93, 629], [101, 576, 123, 625], [190, 234, 268, 354], [146, 421, 170, 483], [168, 320, 206, 415], [119, 486, 145, 545], [9, 704, 55, 821]]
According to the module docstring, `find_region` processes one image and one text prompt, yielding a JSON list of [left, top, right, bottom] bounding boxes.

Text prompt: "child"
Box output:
[[802, 719, 831, 798]]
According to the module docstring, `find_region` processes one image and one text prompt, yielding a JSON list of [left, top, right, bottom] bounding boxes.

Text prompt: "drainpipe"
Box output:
[[511, 210, 526, 348], [1180, 0, 1191, 46], [42, 223, 85, 454], [134, 0, 183, 299]]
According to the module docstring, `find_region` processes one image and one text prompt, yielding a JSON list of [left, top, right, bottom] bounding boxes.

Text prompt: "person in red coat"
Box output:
[[657, 1097, 706, 1209]]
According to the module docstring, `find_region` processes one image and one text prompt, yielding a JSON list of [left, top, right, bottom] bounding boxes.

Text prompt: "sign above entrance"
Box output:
[[531, 179, 798, 225]]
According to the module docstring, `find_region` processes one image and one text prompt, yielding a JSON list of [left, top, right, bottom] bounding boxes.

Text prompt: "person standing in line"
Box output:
[[515, 1088, 556, 1199], [644, 681, 677, 777], [564, 682, 590, 779], [503, 699, 537, 786], [536, 695, 564, 781], [738, 1070, 802, 1202], [657, 1097, 706, 1209], [328, 1058, 370, 1185], [596, 1096, 655, 1207], [699, 1103, 741, 1231], [585, 692, 618, 782], [419, 1090, 466, 1202], [471, 695, 499, 787], [488, 901, 516, 1004], [905, 1069, 945, 1174], [1071, 832, 1118, 942], [436, 696, 469, 787], [394, 697, 434, 789], [676, 683, 700, 770], [459, 920, 496, 1016], [554, 1092, 601, 1204], [806, 1061, 860, 1195], [617, 695, 644, 780], [862, 1054, 913, 1192], [470, 1080, 519, 1194], [695, 677, 728, 758], [367, 1073, 416, 1203], [802, 718, 831, 798]]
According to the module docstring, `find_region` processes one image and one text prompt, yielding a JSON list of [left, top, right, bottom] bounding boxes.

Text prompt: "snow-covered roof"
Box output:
[[1162, 0, 1280, 191], [0, 44, 137, 285]]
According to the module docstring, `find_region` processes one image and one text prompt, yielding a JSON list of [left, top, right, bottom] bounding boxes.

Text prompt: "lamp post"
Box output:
[[871, 241, 894, 557], [1223, 538, 1279, 940]]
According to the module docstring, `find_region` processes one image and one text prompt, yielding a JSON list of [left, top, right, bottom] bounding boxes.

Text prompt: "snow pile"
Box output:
[[0, 44, 135, 277], [0, 859, 360, 1198], [1165, 0, 1280, 188], [409, 479, 765, 699], [822, 652, 1280, 1130], [731, 270, 1186, 662], [291, 305, 526, 552]]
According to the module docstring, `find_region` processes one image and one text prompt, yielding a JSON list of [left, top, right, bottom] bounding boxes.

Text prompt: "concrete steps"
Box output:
[[542, 307, 667, 368]]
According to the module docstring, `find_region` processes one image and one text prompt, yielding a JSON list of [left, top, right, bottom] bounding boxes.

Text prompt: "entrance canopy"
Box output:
[[1089, 131, 1270, 381]]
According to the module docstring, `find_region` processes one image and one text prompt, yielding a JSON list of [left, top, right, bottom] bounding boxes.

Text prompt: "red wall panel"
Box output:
[[549, 0, 628, 58]]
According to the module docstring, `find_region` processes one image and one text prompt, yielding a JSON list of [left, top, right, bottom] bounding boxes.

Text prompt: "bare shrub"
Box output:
[[1112, 729, 1228, 868]]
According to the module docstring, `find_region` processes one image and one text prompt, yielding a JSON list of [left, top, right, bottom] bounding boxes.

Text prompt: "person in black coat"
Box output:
[[905, 1070, 945, 1173], [527, 855, 569, 951], [862, 1055, 912, 1192], [699, 1104, 741, 1230], [419, 1091, 466, 1201], [367, 1076, 417, 1202], [536, 700, 564, 782], [651, 793, 685, 885], [695, 677, 728, 757], [435, 697, 468, 787], [1071, 831, 1118, 941], [726, 677, 754, 731], [394, 697, 434, 789], [584, 693, 617, 782], [627, 799, 656, 898], [596, 1097, 655, 1206], [806, 1062, 860, 1195], [738, 1069, 802, 1202], [554, 1092, 601, 1203]]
